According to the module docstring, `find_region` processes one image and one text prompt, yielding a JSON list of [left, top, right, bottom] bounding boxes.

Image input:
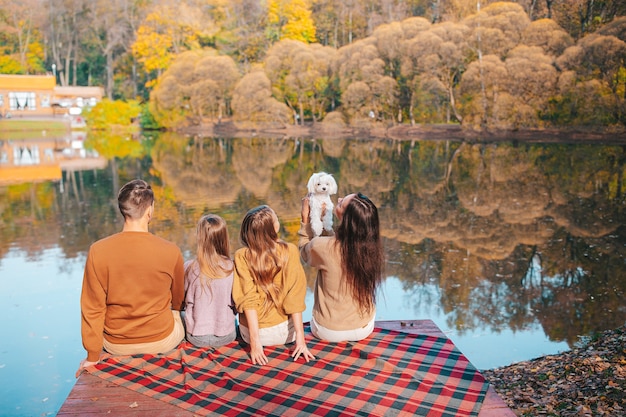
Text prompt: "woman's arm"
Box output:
[[290, 312, 315, 362], [244, 309, 268, 365]]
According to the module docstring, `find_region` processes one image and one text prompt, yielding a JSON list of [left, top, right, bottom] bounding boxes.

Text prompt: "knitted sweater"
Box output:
[[80, 231, 185, 362], [184, 259, 236, 337], [298, 223, 374, 331], [232, 242, 307, 329]]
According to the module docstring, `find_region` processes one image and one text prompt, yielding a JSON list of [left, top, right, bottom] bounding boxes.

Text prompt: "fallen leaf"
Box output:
[[129, 401, 139, 408]]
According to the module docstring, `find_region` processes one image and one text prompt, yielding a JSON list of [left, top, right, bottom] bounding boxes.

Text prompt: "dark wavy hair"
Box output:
[[117, 179, 154, 220], [335, 193, 384, 314]]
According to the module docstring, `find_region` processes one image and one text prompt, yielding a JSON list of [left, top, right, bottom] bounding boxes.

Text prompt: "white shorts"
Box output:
[[239, 318, 296, 346], [310, 314, 375, 343]]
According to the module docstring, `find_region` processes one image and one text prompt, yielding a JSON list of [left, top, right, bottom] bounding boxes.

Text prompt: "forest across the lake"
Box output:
[[2, 1, 626, 134]]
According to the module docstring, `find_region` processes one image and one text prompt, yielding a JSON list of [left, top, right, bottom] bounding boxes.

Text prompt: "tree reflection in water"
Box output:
[[4, 135, 626, 350]]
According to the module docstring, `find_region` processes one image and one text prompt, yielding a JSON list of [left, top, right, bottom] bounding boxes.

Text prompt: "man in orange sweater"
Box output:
[[77, 179, 185, 374]]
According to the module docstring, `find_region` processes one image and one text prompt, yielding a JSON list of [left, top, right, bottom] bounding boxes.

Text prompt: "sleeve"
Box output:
[[232, 250, 262, 313], [298, 222, 333, 266], [297, 222, 314, 265], [183, 263, 195, 332], [282, 244, 307, 315], [170, 249, 185, 311], [80, 246, 107, 362]]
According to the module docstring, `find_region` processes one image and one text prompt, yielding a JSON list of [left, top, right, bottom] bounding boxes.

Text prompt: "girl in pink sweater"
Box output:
[[184, 214, 236, 348]]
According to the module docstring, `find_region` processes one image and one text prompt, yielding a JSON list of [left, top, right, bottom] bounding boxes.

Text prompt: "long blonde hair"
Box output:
[[239, 205, 288, 311], [187, 214, 232, 292]]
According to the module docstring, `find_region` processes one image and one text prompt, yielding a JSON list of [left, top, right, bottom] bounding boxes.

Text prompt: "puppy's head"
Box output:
[[307, 172, 337, 195]]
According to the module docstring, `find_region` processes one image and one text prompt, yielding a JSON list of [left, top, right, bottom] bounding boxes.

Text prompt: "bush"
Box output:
[[85, 98, 142, 130]]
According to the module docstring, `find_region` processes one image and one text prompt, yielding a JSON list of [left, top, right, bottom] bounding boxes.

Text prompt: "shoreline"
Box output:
[[483, 324, 625, 416], [182, 121, 626, 145]]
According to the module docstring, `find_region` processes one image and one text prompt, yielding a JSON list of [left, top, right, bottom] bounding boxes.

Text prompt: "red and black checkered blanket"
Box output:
[[87, 327, 488, 416]]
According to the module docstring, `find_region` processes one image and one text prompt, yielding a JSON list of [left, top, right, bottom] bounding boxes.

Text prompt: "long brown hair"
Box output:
[[186, 214, 233, 293], [335, 193, 384, 314], [239, 205, 288, 311]]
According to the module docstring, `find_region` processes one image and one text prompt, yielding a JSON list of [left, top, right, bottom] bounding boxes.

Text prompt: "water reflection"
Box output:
[[1, 132, 626, 415], [149, 135, 626, 346]]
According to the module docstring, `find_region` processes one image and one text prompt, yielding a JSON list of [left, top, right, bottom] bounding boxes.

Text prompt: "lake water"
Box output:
[[1, 131, 625, 416]]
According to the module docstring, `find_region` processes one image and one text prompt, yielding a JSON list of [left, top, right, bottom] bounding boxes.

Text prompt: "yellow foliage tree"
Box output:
[[267, 0, 316, 43], [131, 3, 213, 88], [132, 22, 174, 77]]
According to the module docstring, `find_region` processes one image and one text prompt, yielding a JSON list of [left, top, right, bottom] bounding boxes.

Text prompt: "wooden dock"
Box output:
[[58, 320, 515, 416]]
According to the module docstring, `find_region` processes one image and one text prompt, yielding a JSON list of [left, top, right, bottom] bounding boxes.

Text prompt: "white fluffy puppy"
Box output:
[[307, 172, 338, 236]]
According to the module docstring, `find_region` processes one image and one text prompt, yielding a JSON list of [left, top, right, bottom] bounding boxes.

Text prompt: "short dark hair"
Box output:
[[117, 179, 154, 220]]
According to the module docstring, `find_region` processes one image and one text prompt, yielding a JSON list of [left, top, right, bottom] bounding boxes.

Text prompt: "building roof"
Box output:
[[54, 86, 104, 98], [0, 74, 56, 90], [0, 165, 62, 185]]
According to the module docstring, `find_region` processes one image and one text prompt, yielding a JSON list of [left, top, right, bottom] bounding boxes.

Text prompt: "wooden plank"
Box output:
[[58, 373, 191, 416], [58, 320, 514, 417]]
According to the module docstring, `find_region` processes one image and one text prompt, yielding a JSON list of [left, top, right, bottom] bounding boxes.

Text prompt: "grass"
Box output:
[[0, 118, 70, 140]]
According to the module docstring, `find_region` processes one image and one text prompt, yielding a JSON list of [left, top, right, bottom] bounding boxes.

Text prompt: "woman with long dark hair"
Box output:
[[299, 192, 384, 342]]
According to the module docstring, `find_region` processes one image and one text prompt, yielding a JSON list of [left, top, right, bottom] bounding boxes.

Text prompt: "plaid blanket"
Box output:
[[87, 327, 488, 416]]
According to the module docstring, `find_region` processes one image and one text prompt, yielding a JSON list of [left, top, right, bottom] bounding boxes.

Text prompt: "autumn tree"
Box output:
[[333, 37, 399, 124], [504, 45, 558, 127], [43, 0, 90, 86], [264, 39, 335, 123], [458, 54, 508, 128], [267, 0, 316, 43], [216, 0, 269, 65], [132, 1, 220, 88], [231, 67, 292, 129], [596, 16, 626, 42], [463, 2, 531, 59], [150, 49, 241, 128], [0, 0, 46, 74], [551, 0, 626, 39], [311, 0, 369, 47], [521, 18, 574, 57], [371, 18, 430, 122], [401, 20, 468, 124], [553, 33, 626, 125], [84, 0, 139, 98]]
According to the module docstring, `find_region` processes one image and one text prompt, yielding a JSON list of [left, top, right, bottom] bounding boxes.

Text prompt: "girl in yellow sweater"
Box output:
[[232, 205, 315, 365]]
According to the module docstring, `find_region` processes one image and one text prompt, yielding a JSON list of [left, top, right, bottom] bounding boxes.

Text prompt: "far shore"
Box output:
[[182, 120, 626, 145], [4, 116, 626, 144]]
